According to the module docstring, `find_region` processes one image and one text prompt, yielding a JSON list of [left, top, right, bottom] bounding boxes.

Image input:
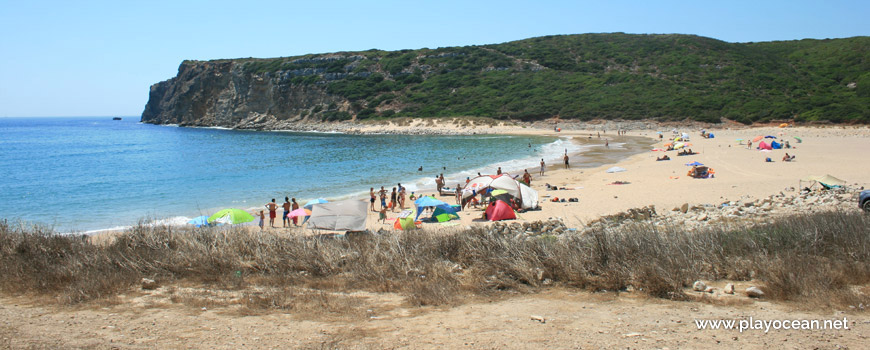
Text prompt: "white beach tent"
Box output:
[[306, 199, 368, 231], [462, 174, 539, 209]]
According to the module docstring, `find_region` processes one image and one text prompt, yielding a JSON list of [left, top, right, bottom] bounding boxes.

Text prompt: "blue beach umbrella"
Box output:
[[303, 198, 328, 209], [685, 161, 704, 166], [414, 196, 450, 221]]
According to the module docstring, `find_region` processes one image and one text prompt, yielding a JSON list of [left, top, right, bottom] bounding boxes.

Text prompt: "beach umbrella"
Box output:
[[207, 209, 254, 224], [303, 198, 328, 209], [685, 161, 704, 166], [735, 138, 744, 144], [188, 215, 210, 227], [287, 208, 311, 218]]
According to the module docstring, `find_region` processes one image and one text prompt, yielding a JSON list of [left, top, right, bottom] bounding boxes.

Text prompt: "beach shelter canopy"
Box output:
[[461, 174, 539, 209], [485, 200, 516, 221], [303, 198, 329, 209], [685, 161, 704, 166], [432, 206, 460, 222], [803, 175, 846, 187], [758, 141, 772, 150], [208, 209, 254, 224], [414, 196, 453, 221], [306, 199, 367, 231], [606, 166, 627, 173], [490, 189, 509, 197]]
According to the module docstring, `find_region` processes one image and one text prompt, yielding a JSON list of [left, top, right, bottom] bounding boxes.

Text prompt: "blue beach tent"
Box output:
[[413, 196, 458, 221]]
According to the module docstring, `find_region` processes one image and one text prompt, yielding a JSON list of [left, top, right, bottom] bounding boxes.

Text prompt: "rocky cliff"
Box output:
[[142, 34, 870, 127]]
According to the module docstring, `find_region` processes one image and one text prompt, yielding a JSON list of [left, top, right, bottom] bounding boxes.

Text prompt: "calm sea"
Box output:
[[0, 117, 651, 232]]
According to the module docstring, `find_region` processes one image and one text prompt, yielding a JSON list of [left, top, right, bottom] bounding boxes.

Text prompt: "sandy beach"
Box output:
[[265, 120, 870, 234]]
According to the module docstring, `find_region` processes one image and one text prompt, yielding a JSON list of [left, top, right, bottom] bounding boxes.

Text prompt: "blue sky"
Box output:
[[1, 0, 867, 117]]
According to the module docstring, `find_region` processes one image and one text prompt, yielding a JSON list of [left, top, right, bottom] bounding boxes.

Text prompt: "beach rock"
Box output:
[[680, 203, 689, 214], [704, 286, 715, 293], [697, 214, 708, 221], [724, 283, 735, 294], [530, 315, 546, 323], [141, 278, 158, 290], [692, 280, 706, 292], [745, 286, 764, 298]]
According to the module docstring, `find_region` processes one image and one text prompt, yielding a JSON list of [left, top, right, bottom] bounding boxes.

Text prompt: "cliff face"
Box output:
[[142, 34, 870, 127], [142, 60, 348, 128]]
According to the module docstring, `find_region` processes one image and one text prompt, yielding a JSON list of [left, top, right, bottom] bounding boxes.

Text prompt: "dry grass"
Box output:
[[1, 211, 868, 312]]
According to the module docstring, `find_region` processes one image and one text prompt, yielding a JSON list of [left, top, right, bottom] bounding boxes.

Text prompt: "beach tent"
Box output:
[[758, 141, 772, 150], [606, 166, 627, 173], [431, 206, 460, 222], [414, 196, 456, 221], [394, 208, 417, 230], [518, 183, 538, 209], [462, 174, 539, 209], [770, 141, 782, 149], [803, 175, 846, 188], [485, 200, 516, 221], [306, 199, 367, 231]]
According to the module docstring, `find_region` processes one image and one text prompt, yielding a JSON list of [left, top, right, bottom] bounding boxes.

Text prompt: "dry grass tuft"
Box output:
[[1, 211, 868, 311]]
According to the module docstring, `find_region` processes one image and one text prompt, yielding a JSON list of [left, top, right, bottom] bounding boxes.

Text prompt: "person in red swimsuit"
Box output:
[[265, 199, 278, 228]]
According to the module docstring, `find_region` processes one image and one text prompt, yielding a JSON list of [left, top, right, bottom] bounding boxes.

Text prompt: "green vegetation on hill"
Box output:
[[238, 34, 869, 124]]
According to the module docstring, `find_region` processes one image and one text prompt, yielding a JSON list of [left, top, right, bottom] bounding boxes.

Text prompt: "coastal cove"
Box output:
[[0, 117, 652, 232]]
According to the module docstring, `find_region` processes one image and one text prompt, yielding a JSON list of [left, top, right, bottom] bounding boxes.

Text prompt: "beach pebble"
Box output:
[[530, 315, 546, 323], [724, 283, 735, 294]]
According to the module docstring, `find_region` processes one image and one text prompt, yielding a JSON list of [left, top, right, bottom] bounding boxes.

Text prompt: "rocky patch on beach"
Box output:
[[582, 188, 860, 233], [485, 188, 861, 237]]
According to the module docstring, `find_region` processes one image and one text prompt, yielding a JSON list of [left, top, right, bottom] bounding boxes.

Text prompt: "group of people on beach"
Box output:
[[258, 197, 301, 229]]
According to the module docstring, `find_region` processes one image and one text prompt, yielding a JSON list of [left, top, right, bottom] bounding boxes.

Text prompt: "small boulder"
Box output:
[[724, 283, 735, 294], [692, 280, 706, 292], [745, 286, 764, 298], [141, 278, 158, 290], [704, 286, 715, 293], [680, 203, 689, 214]]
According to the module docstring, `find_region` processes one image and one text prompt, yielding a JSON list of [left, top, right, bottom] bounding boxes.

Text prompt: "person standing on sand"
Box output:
[[257, 210, 265, 230], [265, 199, 278, 228], [455, 184, 462, 205], [496, 167, 502, 175], [379, 186, 387, 211], [398, 187, 406, 210], [522, 169, 532, 186], [290, 198, 299, 226], [435, 175, 444, 195], [282, 197, 292, 227], [390, 187, 398, 212], [563, 153, 570, 169], [370, 187, 376, 212], [605, 139, 609, 148], [540, 159, 546, 176]]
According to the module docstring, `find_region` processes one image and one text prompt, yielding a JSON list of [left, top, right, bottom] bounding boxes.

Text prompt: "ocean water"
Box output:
[[1, 117, 649, 232]]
